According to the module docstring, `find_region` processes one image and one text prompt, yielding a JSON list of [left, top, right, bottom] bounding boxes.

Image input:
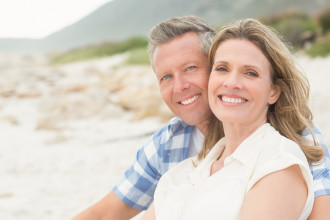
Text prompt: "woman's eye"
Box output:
[[161, 75, 171, 81], [246, 71, 258, 77], [216, 66, 227, 71], [186, 66, 196, 71]]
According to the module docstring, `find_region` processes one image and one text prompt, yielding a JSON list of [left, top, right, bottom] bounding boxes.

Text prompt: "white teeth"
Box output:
[[181, 95, 200, 105], [221, 96, 246, 103]]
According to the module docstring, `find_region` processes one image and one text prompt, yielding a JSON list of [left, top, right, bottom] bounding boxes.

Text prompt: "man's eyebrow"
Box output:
[[156, 71, 169, 77]]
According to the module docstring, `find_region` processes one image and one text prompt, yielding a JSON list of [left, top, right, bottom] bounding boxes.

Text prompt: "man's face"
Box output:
[[153, 32, 212, 133]]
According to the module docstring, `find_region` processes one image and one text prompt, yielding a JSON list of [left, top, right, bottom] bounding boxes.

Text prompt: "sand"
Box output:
[[0, 53, 328, 219]]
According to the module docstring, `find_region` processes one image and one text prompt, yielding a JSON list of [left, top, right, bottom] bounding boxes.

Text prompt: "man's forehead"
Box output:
[[157, 33, 201, 51], [152, 33, 208, 72], [154, 52, 206, 68]]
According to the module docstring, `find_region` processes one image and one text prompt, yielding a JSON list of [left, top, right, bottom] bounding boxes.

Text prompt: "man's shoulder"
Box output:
[[302, 127, 329, 154], [139, 117, 194, 154], [137, 117, 195, 174], [146, 117, 196, 160], [153, 116, 195, 139]]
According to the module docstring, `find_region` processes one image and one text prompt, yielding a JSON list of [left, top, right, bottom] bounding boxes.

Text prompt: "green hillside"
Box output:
[[0, 0, 329, 53]]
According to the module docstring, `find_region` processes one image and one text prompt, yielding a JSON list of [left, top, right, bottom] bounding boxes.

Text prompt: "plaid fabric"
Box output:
[[113, 117, 194, 210], [113, 118, 330, 210], [305, 127, 330, 198]]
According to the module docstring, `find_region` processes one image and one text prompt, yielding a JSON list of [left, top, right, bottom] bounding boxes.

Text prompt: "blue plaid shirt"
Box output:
[[113, 117, 330, 210]]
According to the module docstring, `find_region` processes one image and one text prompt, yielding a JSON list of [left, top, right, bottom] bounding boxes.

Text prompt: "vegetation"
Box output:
[[260, 10, 317, 48], [260, 8, 330, 57], [50, 7, 330, 65], [316, 6, 330, 34], [306, 33, 330, 57], [125, 47, 150, 65], [51, 37, 148, 65], [306, 7, 330, 57]]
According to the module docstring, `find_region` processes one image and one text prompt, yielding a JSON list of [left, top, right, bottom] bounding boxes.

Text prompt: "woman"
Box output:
[[143, 18, 324, 219]]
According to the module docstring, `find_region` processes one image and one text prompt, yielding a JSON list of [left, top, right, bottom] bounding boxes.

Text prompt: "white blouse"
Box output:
[[154, 123, 313, 220]]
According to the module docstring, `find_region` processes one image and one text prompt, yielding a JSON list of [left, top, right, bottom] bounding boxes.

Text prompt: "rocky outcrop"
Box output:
[[0, 53, 174, 132]]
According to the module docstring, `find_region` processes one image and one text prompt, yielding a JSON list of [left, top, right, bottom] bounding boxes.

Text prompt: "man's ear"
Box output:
[[268, 84, 281, 105]]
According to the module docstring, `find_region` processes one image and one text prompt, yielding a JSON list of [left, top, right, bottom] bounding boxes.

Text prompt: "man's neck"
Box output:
[[195, 119, 211, 137]]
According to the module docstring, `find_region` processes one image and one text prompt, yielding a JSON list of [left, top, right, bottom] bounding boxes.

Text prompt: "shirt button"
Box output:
[[224, 156, 233, 165]]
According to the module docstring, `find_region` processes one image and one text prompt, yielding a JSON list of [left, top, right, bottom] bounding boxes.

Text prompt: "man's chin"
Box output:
[[173, 108, 212, 126], [180, 116, 204, 126]]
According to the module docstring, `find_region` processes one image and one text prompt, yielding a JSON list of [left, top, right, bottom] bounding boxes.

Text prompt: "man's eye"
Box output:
[[161, 75, 171, 81], [186, 66, 196, 71]]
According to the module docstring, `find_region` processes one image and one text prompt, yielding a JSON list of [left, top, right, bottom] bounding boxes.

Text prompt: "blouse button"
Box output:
[[224, 156, 233, 166]]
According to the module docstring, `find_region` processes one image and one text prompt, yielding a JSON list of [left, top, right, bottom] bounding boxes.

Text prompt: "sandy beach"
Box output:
[[0, 53, 329, 219]]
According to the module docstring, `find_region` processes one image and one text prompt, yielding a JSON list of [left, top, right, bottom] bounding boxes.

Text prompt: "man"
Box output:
[[73, 16, 330, 219]]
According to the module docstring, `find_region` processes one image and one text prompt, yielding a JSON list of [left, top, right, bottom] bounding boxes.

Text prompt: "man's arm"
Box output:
[[72, 191, 141, 220], [308, 196, 330, 219], [141, 202, 156, 220], [306, 127, 330, 219], [72, 118, 183, 219], [71, 117, 192, 219]]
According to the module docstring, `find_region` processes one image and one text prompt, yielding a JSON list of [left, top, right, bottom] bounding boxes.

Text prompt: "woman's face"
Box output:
[[208, 39, 280, 127]]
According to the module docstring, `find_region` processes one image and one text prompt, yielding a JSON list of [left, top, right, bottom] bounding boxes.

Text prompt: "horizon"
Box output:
[[0, 0, 113, 39]]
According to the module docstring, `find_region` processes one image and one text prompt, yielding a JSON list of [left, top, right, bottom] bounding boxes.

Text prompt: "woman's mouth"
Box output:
[[219, 95, 247, 103]]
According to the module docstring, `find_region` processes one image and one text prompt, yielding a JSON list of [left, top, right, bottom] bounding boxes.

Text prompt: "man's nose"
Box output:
[[173, 73, 190, 92]]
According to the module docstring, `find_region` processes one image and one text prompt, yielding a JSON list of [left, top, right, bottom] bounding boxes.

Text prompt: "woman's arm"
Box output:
[[241, 165, 308, 220]]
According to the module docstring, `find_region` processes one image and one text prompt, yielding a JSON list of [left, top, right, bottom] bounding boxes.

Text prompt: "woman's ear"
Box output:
[[268, 84, 281, 105]]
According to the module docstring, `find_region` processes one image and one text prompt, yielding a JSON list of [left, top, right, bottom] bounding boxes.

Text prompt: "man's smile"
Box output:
[[179, 94, 201, 105]]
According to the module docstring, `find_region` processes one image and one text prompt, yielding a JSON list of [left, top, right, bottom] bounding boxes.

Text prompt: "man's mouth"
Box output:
[[180, 95, 200, 105], [220, 95, 247, 103]]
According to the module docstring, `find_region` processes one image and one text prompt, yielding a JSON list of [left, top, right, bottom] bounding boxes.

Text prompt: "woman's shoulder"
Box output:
[[248, 125, 312, 186], [252, 126, 310, 179], [261, 126, 307, 161], [158, 157, 197, 186]]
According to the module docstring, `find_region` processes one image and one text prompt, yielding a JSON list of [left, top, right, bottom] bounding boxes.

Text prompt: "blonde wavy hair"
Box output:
[[199, 18, 324, 163]]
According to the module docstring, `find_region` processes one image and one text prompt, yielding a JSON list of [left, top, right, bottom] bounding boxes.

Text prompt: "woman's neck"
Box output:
[[222, 119, 267, 157]]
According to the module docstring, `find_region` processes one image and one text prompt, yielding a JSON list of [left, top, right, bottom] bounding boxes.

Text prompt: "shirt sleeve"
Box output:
[[247, 138, 314, 218], [112, 127, 166, 210], [305, 127, 330, 198]]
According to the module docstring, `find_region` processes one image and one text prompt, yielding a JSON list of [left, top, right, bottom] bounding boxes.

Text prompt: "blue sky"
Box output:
[[0, 0, 112, 39]]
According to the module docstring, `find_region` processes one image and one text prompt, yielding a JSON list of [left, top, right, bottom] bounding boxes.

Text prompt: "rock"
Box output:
[[17, 90, 42, 98], [0, 86, 16, 98], [36, 118, 62, 131], [0, 115, 19, 125]]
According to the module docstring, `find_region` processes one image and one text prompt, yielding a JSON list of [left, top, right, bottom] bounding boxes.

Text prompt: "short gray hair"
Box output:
[[148, 16, 216, 65]]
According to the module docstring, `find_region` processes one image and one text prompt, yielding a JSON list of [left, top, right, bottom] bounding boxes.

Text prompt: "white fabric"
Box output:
[[154, 123, 314, 220], [187, 127, 204, 158]]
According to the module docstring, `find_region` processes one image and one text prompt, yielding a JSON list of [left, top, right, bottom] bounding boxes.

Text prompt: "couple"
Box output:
[[73, 16, 330, 219]]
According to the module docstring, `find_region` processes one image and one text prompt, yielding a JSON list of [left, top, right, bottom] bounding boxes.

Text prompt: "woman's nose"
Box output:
[[223, 72, 242, 89]]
